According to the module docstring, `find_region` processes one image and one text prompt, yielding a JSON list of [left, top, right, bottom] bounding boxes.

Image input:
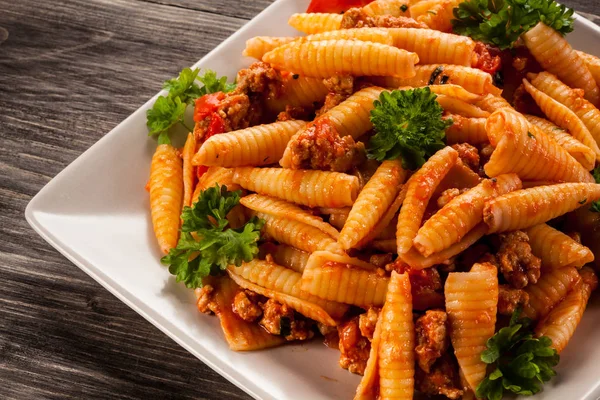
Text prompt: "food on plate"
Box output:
[[144, 0, 600, 398]]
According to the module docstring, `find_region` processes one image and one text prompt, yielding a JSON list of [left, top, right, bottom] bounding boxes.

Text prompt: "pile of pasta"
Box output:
[[147, 0, 600, 398]]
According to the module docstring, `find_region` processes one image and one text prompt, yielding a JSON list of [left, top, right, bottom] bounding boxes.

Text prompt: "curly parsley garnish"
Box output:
[[476, 309, 559, 400], [367, 88, 453, 170], [452, 0, 575, 50], [161, 185, 263, 289], [146, 68, 235, 144]]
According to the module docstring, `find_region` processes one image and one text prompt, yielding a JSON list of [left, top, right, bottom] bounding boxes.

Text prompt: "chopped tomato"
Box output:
[[196, 165, 209, 180], [471, 42, 502, 75], [206, 112, 225, 140], [194, 92, 225, 122], [306, 0, 373, 13]]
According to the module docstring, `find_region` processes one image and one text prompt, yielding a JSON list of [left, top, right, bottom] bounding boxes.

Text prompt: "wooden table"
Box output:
[[0, 1, 598, 398]]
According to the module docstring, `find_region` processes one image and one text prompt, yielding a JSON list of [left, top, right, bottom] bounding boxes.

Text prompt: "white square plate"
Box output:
[[25, 1, 600, 399]]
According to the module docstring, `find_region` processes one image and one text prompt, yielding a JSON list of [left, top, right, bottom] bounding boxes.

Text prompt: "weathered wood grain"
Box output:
[[0, 0, 598, 399]]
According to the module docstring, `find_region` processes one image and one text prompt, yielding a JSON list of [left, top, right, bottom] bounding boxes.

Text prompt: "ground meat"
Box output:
[[316, 92, 348, 116], [369, 253, 394, 269], [276, 105, 313, 122], [338, 316, 371, 375], [323, 75, 354, 95], [215, 93, 254, 131], [415, 310, 449, 373], [451, 143, 480, 172], [285, 117, 366, 172], [259, 299, 314, 341], [341, 7, 427, 29], [496, 231, 542, 289], [236, 61, 282, 96], [416, 355, 463, 399], [471, 42, 501, 75], [580, 267, 598, 292], [437, 188, 461, 208], [196, 285, 217, 314], [498, 285, 529, 316], [358, 307, 380, 341], [386, 261, 445, 310], [232, 290, 263, 322], [317, 323, 340, 349]]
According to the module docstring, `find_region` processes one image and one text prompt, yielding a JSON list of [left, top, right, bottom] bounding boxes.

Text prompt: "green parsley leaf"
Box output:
[[147, 68, 235, 144], [591, 166, 600, 212], [197, 69, 237, 96], [367, 88, 453, 170], [476, 308, 559, 400], [452, 0, 575, 50], [161, 184, 264, 289], [146, 95, 187, 144]]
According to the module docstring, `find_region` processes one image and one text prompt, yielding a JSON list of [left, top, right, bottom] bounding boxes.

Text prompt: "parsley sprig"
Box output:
[[161, 185, 264, 289], [476, 309, 559, 400], [146, 68, 236, 144], [590, 166, 600, 212], [452, 0, 575, 50], [367, 88, 453, 170]]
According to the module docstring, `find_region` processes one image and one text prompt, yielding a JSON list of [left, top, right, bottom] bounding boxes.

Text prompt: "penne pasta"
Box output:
[[193, 120, 307, 167], [444, 115, 488, 144], [181, 132, 197, 209], [529, 71, 600, 151], [263, 40, 419, 79], [522, 267, 581, 321], [396, 146, 458, 254], [243, 36, 296, 59], [484, 108, 595, 182], [525, 114, 596, 171], [522, 78, 600, 160], [233, 167, 360, 208], [368, 64, 501, 95], [339, 159, 407, 250], [523, 22, 600, 106], [483, 183, 600, 233], [265, 75, 329, 113], [262, 243, 310, 274], [301, 251, 389, 308], [227, 259, 348, 324], [577, 50, 600, 88], [148, 144, 183, 254], [241, 194, 340, 239], [288, 13, 344, 34], [378, 272, 415, 399], [414, 174, 521, 257], [445, 263, 498, 393], [525, 224, 594, 270]]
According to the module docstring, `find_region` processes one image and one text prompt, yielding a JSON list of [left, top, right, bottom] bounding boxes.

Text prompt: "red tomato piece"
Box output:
[[194, 92, 225, 122]]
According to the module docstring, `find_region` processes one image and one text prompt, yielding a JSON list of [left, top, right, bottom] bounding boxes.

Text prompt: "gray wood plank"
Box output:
[[0, 0, 598, 399]]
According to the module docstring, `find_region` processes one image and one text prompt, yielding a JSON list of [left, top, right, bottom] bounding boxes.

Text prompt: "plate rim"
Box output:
[[24, 3, 600, 400]]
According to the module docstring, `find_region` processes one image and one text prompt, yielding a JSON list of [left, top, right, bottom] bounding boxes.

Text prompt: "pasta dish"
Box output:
[[144, 0, 600, 398]]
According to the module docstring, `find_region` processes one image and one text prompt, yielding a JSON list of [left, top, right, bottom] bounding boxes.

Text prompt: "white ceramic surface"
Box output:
[[25, 1, 600, 399]]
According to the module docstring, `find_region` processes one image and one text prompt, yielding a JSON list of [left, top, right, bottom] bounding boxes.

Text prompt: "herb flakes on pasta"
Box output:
[[367, 88, 453, 170], [452, 0, 575, 50], [161, 184, 264, 289]]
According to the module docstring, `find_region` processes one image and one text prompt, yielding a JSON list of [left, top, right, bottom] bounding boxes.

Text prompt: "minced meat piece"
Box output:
[[451, 143, 480, 172], [341, 7, 427, 29], [358, 307, 381, 341], [259, 299, 314, 341], [385, 261, 445, 309], [437, 188, 461, 208], [338, 316, 371, 375], [196, 285, 217, 314], [415, 310, 449, 373], [498, 285, 529, 316], [323, 75, 354, 95], [497, 231, 541, 289], [285, 117, 365, 172], [416, 355, 463, 399], [317, 323, 340, 349], [277, 105, 313, 122], [316, 92, 348, 116], [369, 253, 394, 269], [232, 289, 263, 322], [236, 61, 282, 95]]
